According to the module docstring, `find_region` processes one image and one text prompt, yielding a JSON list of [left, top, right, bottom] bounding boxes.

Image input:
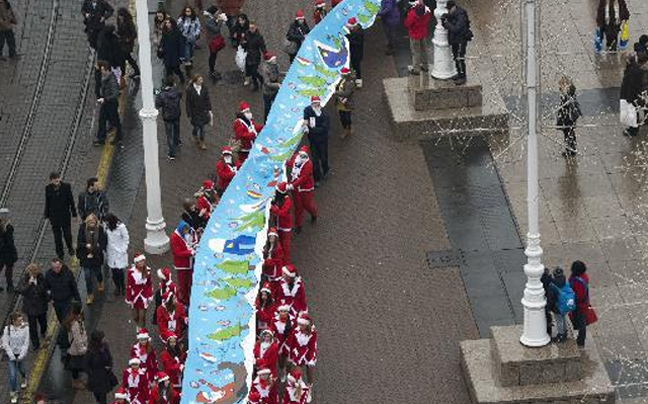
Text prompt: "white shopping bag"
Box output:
[[620, 99, 638, 128], [235, 45, 247, 72]]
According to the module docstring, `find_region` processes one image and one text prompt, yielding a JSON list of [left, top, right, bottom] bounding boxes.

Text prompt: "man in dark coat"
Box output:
[[78, 177, 109, 221], [160, 19, 186, 84], [620, 53, 648, 136], [0, 207, 17, 291], [155, 76, 183, 160], [16, 264, 49, 350], [286, 11, 310, 62], [442, 0, 472, 85], [44, 172, 77, 260], [303, 96, 330, 184], [242, 21, 266, 91], [346, 17, 365, 87], [45, 258, 81, 350], [185, 75, 213, 150], [81, 0, 115, 49]]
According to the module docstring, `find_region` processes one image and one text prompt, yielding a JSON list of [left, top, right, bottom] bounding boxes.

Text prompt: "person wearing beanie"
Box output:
[[254, 329, 280, 376], [122, 357, 149, 404], [155, 76, 183, 160], [286, 10, 310, 62], [156, 291, 188, 341], [569, 260, 590, 347], [287, 147, 318, 233], [204, 5, 228, 81], [284, 313, 317, 386], [262, 227, 285, 287], [313, 0, 327, 25], [233, 101, 264, 162], [441, 0, 473, 85], [345, 17, 365, 87], [130, 329, 158, 383], [270, 183, 294, 259], [260, 51, 282, 120], [124, 254, 153, 329], [277, 265, 307, 316], [303, 96, 331, 185], [170, 220, 197, 306], [159, 332, 186, 393], [334, 67, 357, 139], [216, 147, 242, 194]]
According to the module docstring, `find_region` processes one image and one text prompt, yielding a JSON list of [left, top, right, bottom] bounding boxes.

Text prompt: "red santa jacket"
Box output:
[[233, 117, 263, 152], [263, 242, 285, 281], [156, 303, 188, 339], [331, 0, 342, 6], [170, 230, 194, 271], [283, 381, 310, 404], [269, 313, 294, 351], [125, 266, 154, 308], [122, 368, 150, 404], [130, 343, 159, 383], [159, 347, 187, 389], [288, 155, 315, 192], [285, 327, 317, 367], [254, 341, 279, 375], [196, 195, 215, 221], [256, 301, 277, 332], [270, 197, 293, 232], [277, 277, 307, 315], [149, 384, 180, 404], [216, 158, 242, 191], [252, 377, 279, 404]]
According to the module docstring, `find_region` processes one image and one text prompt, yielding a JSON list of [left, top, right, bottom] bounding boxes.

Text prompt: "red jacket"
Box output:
[[149, 384, 180, 404], [331, 0, 342, 6], [170, 231, 194, 271], [288, 155, 315, 192], [196, 195, 216, 221], [159, 348, 187, 389], [125, 266, 154, 309], [277, 277, 307, 315], [263, 242, 285, 281], [122, 368, 150, 404], [404, 7, 432, 40], [270, 197, 293, 232], [284, 327, 317, 367], [254, 341, 279, 375], [156, 303, 188, 339], [569, 274, 590, 312], [130, 343, 158, 383], [252, 377, 279, 404], [270, 313, 295, 351], [256, 300, 277, 332], [216, 158, 241, 191], [283, 381, 310, 404], [233, 117, 262, 152]]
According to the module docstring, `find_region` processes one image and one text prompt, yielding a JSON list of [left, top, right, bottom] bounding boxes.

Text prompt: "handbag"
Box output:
[[282, 38, 298, 55], [209, 35, 226, 53], [108, 370, 119, 389], [235, 45, 247, 72], [583, 305, 598, 326], [619, 21, 629, 50]]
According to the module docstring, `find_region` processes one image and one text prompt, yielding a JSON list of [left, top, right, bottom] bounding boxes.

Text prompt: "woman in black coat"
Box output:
[[86, 330, 117, 404], [17, 264, 49, 350], [116, 7, 140, 79], [185, 75, 212, 150], [76, 214, 107, 305], [160, 18, 186, 84], [0, 208, 17, 292]]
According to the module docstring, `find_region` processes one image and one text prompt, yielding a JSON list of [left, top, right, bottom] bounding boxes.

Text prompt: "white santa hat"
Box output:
[[260, 328, 274, 337], [136, 328, 150, 340], [133, 253, 146, 263], [257, 368, 272, 376], [157, 266, 171, 281], [128, 357, 141, 366], [297, 313, 312, 326], [277, 304, 290, 312], [282, 265, 297, 278]]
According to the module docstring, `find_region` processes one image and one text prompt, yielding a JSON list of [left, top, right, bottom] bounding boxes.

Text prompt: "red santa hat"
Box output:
[[282, 264, 297, 278], [295, 10, 305, 19], [310, 95, 321, 104], [202, 179, 214, 190], [257, 367, 272, 376], [155, 371, 170, 382], [157, 266, 171, 281], [268, 226, 279, 237], [136, 328, 150, 340], [133, 253, 146, 263], [287, 368, 302, 383], [340, 66, 351, 75], [162, 330, 178, 343], [222, 146, 233, 155], [277, 304, 291, 312], [315, 0, 326, 7], [297, 313, 312, 326], [248, 390, 261, 404], [260, 282, 272, 294], [128, 357, 141, 366], [263, 51, 277, 63], [239, 101, 251, 113], [276, 182, 288, 194], [298, 145, 310, 156], [114, 387, 130, 400], [346, 17, 358, 27]]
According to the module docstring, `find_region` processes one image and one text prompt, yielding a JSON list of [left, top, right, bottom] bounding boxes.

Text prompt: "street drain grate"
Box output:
[[426, 250, 461, 269]]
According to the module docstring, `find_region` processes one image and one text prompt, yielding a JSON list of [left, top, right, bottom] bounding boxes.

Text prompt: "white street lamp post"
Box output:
[[520, 0, 549, 347], [431, 0, 457, 79], [135, 0, 169, 254]]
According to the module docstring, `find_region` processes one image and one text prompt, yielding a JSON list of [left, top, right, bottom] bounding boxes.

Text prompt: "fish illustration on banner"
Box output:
[[181, 1, 380, 403]]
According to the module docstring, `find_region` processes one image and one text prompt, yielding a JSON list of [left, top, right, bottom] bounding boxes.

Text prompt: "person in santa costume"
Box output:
[[195, 179, 220, 222], [215, 146, 241, 195], [270, 182, 293, 259], [122, 358, 150, 404], [248, 390, 262, 404], [251, 362, 279, 404], [159, 331, 186, 393], [331, 0, 342, 7], [283, 368, 310, 404], [233, 101, 263, 162], [262, 227, 284, 289], [111, 386, 130, 404], [130, 329, 159, 384], [270, 304, 294, 380], [285, 313, 317, 386], [254, 329, 279, 376], [170, 220, 196, 306], [152, 267, 177, 327], [150, 371, 180, 404], [277, 265, 307, 316], [313, 0, 327, 24], [125, 254, 154, 329], [156, 291, 188, 341], [256, 282, 276, 334], [287, 147, 318, 234]]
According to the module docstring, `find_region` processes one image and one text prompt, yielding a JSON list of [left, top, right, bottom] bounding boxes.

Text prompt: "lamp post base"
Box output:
[[144, 217, 169, 254]]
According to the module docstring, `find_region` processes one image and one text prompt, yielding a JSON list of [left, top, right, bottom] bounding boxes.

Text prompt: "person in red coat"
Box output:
[[233, 101, 263, 162], [270, 182, 293, 259], [404, 0, 432, 75], [285, 313, 317, 385], [262, 227, 284, 291], [254, 329, 279, 376], [195, 180, 219, 222], [170, 220, 196, 306], [159, 332, 186, 393], [111, 386, 130, 403], [130, 329, 159, 385], [251, 365, 279, 404], [153, 267, 178, 328], [568, 260, 590, 347], [156, 291, 188, 341], [122, 358, 150, 404], [313, 0, 327, 24], [287, 146, 318, 232], [216, 146, 241, 194], [270, 304, 294, 379], [256, 282, 276, 334], [283, 368, 310, 404], [149, 371, 180, 404], [277, 265, 307, 316], [125, 254, 154, 329]]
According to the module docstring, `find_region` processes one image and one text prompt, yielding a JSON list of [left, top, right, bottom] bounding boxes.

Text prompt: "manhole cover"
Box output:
[[426, 250, 461, 269]]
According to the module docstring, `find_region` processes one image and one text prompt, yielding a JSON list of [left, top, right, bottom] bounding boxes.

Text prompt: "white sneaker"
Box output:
[[243, 78, 250, 86], [20, 380, 27, 389], [10, 392, 18, 404], [355, 78, 363, 88]]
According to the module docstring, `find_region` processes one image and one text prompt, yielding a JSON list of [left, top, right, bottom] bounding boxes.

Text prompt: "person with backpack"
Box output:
[[549, 267, 575, 343], [441, 0, 473, 85], [569, 260, 592, 347]]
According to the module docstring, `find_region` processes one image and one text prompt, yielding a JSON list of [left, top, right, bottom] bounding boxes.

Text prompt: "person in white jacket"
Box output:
[[104, 213, 130, 296], [2, 311, 29, 403]]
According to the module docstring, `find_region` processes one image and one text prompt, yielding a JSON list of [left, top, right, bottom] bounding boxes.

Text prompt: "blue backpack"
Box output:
[[551, 283, 576, 315]]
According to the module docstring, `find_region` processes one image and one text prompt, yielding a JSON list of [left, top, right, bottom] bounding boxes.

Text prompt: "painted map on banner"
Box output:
[[181, 1, 380, 403]]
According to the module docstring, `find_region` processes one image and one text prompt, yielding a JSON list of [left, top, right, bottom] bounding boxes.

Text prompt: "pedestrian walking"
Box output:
[[345, 17, 365, 87], [204, 6, 228, 82], [233, 101, 263, 162], [260, 52, 281, 121], [2, 311, 29, 404], [270, 183, 293, 258], [262, 228, 285, 290], [78, 177, 110, 221], [303, 96, 330, 184], [556, 76, 582, 157], [104, 213, 129, 296], [254, 327, 279, 375], [130, 329, 158, 384], [284, 313, 317, 385], [270, 304, 293, 380], [177, 6, 201, 66], [285, 11, 310, 63], [96, 25, 124, 92], [16, 264, 48, 350], [404, 0, 431, 75], [153, 10, 169, 49], [116, 8, 140, 79], [150, 371, 180, 404], [181, 198, 207, 232], [159, 332, 186, 393], [125, 254, 153, 329], [595, 0, 629, 53], [81, 0, 114, 49], [77, 213, 107, 305], [170, 220, 196, 306], [255, 285, 277, 335], [313, 0, 328, 25], [160, 18, 186, 84], [549, 267, 574, 343], [45, 258, 81, 323], [0, 0, 17, 59], [442, 0, 473, 85], [620, 52, 648, 137], [122, 357, 150, 404], [86, 330, 118, 404], [44, 172, 77, 260], [95, 60, 124, 146], [569, 260, 595, 347], [64, 303, 88, 390], [242, 21, 266, 90], [283, 368, 310, 404], [156, 291, 187, 341], [335, 67, 356, 139], [185, 74, 213, 151], [277, 264, 307, 317], [230, 13, 249, 47], [216, 146, 241, 194], [288, 147, 318, 234], [155, 76, 183, 160], [378, 0, 400, 55], [0, 207, 17, 291]]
